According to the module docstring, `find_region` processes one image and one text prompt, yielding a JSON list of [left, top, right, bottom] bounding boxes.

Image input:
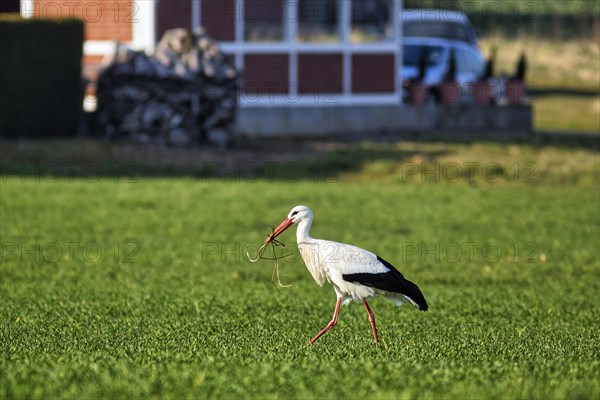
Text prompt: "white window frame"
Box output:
[[198, 0, 403, 107]]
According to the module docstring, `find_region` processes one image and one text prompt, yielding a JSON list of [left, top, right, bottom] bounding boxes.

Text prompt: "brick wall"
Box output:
[[33, 0, 132, 41], [32, 1, 134, 80], [29, 0, 397, 95]]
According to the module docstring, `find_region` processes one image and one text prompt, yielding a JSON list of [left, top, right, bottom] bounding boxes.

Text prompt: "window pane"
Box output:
[[351, 0, 392, 43], [466, 50, 484, 75], [403, 45, 444, 67], [244, 0, 284, 42], [455, 49, 469, 73], [298, 0, 339, 43], [404, 22, 469, 42]]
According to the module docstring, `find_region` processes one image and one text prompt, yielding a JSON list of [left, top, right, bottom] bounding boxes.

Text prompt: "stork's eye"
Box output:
[[291, 210, 299, 216]]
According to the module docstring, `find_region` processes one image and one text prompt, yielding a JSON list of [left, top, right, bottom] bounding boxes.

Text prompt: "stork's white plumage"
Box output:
[[265, 205, 428, 347]]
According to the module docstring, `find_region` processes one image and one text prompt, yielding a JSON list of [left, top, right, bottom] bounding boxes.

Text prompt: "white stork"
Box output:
[[265, 205, 428, 347]]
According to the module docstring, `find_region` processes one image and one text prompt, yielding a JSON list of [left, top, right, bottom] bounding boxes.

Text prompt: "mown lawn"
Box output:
[[1, 141, 599, 399], [534, 94, 599, 133], [479, 36, 599, 133]]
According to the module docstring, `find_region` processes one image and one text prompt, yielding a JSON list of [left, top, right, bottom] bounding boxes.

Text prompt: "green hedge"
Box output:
[[0, 16, 84, 138]]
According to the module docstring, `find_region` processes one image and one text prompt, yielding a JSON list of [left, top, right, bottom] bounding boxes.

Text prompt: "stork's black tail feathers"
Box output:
[[342, 256, 429, 311]]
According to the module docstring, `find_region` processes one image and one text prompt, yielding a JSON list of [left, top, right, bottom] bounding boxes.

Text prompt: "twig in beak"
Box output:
[[245, 225, 293, 287]]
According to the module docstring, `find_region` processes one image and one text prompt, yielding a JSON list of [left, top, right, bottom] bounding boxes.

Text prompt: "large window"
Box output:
[[403, 44, 444, 67], [351, 0, 392, 43], [212, 0, 403, 105], [244, 0, 285, 42], [297, 0, 339, 43], [0, 0, 19, 13]]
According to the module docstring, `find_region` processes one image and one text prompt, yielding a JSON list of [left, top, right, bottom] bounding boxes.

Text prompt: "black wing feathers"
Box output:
[[342, 256, 429, 311]]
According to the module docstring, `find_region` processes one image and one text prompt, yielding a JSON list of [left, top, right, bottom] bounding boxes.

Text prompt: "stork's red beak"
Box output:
[[264, 217, 294, 244]]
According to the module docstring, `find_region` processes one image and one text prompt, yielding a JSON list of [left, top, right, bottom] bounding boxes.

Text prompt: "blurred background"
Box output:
[[1, 0, 598, 146]]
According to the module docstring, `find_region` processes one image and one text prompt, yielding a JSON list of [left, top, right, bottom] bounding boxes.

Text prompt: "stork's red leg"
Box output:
[[308, 297, 342, 346], [363, 300, 379, 347]]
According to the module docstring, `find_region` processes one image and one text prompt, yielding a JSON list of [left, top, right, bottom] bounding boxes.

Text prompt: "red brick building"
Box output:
[[20, 0, 403, 107]]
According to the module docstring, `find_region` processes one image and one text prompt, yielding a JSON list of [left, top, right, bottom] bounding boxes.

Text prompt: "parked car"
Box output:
[[401, 37, 486, 103], [403, 9, 479, 48]]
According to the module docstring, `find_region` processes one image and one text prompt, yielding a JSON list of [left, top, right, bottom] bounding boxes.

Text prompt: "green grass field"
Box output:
[[1, 140, 599, 399], [534, 94, 599, 133], [478, 36, 599, 133]]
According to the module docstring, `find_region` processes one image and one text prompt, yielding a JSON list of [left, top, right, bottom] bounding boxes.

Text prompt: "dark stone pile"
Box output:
[[97, 28, 239, 147]]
